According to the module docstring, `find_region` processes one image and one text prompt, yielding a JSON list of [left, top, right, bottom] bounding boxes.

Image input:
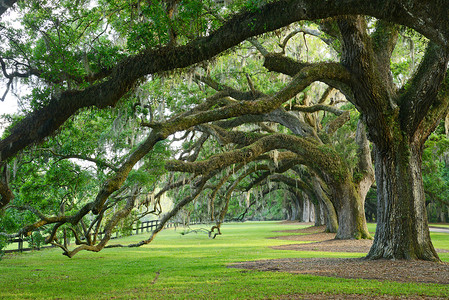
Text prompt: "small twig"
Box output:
[[245, 73, 257, 99], [151, 269, 161, 284], [180, 228, 210, 235]]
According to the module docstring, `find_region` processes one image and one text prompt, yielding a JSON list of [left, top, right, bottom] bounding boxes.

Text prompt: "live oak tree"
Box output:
[[1, 0, 448, 260], [338, 17, 448, 261], [159, 67, 373, 239], [262, 16, 449, 261]]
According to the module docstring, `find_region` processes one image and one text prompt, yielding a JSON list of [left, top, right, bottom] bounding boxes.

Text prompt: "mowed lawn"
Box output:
[[1, 221, 448, 299]]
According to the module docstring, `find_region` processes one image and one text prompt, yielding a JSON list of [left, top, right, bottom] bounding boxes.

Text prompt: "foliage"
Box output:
[[422, 124, 449, 222], [27, 231, 45, 249], [364, 188, 377, 222]]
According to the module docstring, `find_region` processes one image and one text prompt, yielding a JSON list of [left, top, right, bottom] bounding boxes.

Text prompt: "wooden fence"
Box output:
[[4, 219, 177, 254]]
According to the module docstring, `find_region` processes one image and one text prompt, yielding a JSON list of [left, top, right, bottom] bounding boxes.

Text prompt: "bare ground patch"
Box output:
[[230, 257, 449, 285], [270, 225, 449, 254], [229, 224, 449, 287]]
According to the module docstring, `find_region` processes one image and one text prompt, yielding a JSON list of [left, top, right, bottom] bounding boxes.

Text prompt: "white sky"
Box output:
[[0, 95, 19, 135], [0, 95, 18, 114]]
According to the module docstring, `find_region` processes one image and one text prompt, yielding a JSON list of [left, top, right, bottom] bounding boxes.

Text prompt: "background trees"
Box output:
[[0, 0, 448, 260]]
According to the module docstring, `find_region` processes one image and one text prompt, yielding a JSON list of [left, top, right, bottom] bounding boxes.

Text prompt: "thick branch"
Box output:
[[0, 164, 13, 207], [354, 119, 375, 199], [263, 53, 354, 100], [0, 0, 16, 17], [371, 21, 399, 70], [63, 187, 139, 258], [325, 110, 350, 135], [399, 42, 449, 138], [287, 104, 344, 116], [166, 133, 347, 186]]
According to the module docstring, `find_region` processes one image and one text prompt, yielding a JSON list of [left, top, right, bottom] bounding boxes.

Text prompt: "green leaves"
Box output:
[[422, 128, 449, 217]]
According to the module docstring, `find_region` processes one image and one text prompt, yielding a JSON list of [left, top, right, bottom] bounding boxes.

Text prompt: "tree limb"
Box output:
[[286, 104, 344, 116], [0, 0, 17, 17], [399, 42, 449, 138], [325, 110, 350, 135]]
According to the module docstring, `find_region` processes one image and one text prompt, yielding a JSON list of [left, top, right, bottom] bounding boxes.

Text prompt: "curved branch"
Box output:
[[62, 187, 140, 258], [263, 53, 354, 100], [125, 175, 211, 248], [166, 133, 347, 186], [71, 62, 344, 215], [279, 28, 335, 51], [399, 42, 449, 138], [269, 173, 312, 194], [40, 148, 119, 171]]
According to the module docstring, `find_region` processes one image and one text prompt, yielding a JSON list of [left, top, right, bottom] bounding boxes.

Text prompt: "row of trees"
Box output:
[[0, 0, 448, 261]]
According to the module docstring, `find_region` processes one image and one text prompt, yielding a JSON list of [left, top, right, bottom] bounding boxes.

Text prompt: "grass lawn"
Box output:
[[1, 221, 448, 299], [430, 223, 449, 229]]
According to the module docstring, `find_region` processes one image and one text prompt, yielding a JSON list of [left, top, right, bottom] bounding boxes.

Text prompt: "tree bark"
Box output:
[[367, 143, 439, 261], [291, 194, 301, 221]]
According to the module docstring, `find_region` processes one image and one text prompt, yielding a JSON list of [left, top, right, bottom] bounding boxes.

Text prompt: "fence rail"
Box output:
[[4, 219, 178, 254]]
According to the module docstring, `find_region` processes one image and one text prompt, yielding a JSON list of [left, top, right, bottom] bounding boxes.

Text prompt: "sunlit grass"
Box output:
[[430, 223, 449, 228], [1, 221, 448, 299]]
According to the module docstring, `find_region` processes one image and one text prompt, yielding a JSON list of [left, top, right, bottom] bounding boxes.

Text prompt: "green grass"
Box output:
[[430, 223, 449, 229], [1, 221, 448, 299]]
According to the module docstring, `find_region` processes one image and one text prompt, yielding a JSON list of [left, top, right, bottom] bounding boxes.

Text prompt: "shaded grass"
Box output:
[[1, 221, 448, 299]]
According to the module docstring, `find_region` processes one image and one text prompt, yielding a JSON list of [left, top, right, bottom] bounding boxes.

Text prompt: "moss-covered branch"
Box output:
[[399, 43, 449, 138], [287, 104, 344, 116], [166, 133, 347, 186]]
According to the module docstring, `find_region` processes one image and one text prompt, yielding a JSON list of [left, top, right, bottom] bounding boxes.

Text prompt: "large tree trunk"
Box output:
[[367, 143, 439, 261], [332, 179, 371, 239]]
